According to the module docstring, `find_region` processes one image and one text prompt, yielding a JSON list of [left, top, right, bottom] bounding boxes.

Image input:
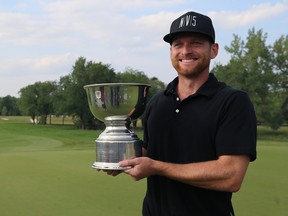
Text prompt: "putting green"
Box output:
[[0, 133, 62, 152]]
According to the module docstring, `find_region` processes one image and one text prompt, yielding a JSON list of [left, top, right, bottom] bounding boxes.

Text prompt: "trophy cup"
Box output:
[[84, 83, 150, 170]]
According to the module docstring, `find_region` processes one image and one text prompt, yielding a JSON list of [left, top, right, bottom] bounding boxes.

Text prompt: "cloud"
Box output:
[[0, 13, 38, 45], [1, 0, 287, 97], [22, 53, 74, 71], [0, 0, 188, 54], [0, 53, 76, 96], [0, 53, 75, 76], [209, 2, 288, 29], [42, 0, 188, 12]]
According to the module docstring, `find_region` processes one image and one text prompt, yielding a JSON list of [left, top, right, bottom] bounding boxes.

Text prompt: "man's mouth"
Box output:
[[179, 59, 196, 63]]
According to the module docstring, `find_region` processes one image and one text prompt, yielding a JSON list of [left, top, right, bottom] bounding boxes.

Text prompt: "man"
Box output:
[[112, 11, 257, 215]]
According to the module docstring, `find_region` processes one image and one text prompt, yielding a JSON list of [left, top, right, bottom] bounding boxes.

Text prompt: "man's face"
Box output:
[[170, 33, 218, 78]]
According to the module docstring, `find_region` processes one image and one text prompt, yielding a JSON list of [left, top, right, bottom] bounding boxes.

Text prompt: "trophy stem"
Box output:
[[92, 115, 142, 170]]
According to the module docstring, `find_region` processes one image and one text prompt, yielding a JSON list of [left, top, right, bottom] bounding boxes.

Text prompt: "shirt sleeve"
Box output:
[[215, 91, 257, 161]]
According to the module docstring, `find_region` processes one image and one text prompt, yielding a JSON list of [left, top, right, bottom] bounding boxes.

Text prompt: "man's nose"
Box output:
[[182, 44, 193, 55]]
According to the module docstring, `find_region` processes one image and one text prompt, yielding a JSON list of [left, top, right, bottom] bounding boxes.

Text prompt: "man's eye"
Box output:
[[192, 41, 201, 45], [192, 40, 204, 45], [173, 43, 182, 47]]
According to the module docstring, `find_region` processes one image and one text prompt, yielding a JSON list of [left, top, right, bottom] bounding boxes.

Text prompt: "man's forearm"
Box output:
[[151, 155, 250, 192]]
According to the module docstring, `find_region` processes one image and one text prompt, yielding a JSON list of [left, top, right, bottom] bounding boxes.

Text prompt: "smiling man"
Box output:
[[111, 11, 257, 216]]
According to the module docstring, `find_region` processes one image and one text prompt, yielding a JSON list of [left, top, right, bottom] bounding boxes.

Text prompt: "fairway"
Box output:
[[233, 143, 288, 215], [1, 117, 288, 215], [0, 150, 145, 216], [0, 117, 145, 216]]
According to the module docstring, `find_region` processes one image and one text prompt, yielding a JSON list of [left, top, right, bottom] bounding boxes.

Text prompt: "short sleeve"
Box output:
[[215, 91, 257, 161]]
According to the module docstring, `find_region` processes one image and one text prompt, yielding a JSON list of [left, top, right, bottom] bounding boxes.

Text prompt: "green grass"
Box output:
[[1, 117, 288, 215], [232, 126, 288, 215], [0, 116, 145, 216], [233, 144, 288, 215]]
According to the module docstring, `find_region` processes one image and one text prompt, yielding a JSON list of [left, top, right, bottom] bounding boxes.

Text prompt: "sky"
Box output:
[[0, 0, 287, 97]]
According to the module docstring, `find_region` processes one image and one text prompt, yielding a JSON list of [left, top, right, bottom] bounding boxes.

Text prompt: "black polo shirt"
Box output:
[[142, 73, 257, 216]]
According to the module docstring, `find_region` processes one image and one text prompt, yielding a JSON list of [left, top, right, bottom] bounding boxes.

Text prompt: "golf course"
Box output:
[[0, 116, 287, 215]]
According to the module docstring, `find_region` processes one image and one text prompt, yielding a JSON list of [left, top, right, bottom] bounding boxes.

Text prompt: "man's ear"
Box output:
[[211, 43, 219, 59]]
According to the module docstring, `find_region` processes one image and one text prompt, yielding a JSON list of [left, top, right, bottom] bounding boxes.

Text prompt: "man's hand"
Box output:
[[119, 157, 156, 181]]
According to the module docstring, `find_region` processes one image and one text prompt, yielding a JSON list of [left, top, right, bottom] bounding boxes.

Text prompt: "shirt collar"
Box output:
[[165, 73, 226, 98]]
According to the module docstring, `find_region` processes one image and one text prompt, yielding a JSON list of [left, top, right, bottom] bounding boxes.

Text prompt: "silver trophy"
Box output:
[[84, 83, 150, 170]]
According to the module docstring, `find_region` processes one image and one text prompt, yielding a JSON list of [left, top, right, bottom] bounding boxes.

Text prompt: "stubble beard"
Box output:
[[174, 59, 210, 79]]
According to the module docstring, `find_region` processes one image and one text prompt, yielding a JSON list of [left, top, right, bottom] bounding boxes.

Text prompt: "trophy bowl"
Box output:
[[84, 83, 150, 170]]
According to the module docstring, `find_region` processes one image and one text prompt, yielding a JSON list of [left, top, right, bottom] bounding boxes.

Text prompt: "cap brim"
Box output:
[[163, 31, 214, 44], [163, 32, 178, 44]]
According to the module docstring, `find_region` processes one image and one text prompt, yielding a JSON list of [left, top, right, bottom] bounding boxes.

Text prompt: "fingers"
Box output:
[[93, 158, 142, 177], [118, 160, 131, 168], [96, 169, 122, 176], [119, 158, 139, 168], [124, 168, 132, 174], [106, 170, 122, 176]]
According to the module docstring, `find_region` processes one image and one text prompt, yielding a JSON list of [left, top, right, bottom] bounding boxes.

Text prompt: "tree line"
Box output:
[[0, 57, 166, 129], [0, 28, 287, 130]]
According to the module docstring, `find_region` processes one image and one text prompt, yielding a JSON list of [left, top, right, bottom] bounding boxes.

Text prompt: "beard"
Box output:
[[172, 57, 210, 79]]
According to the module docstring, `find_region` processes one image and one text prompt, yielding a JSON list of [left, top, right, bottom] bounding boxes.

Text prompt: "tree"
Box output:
[[18, 84, 39, 123], [18, 81, 57, 124], [214, 28, 288, 129], [0, 95, 20, 116], [271, 35, 288, 125], [117, 67, 166, 98], [58, 57, 117, 129], [36, 81, 57, 124], [52, 76, 72, 125]]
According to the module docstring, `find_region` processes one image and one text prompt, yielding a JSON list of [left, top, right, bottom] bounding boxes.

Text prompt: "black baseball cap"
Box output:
[[163, 11, 215, 44]]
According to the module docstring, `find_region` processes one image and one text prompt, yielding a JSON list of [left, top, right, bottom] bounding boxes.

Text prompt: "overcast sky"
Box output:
[[1, 0, 287, 97]]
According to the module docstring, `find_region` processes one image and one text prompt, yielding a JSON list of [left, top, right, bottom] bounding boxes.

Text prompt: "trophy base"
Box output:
[[91, 162, 131, 170]]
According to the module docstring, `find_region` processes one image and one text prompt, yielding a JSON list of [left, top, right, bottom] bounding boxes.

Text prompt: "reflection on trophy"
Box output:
[[84, 83, 151, 170]]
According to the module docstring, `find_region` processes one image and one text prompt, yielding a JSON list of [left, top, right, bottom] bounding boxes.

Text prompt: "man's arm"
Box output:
[[119, 154, 250, 192]]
